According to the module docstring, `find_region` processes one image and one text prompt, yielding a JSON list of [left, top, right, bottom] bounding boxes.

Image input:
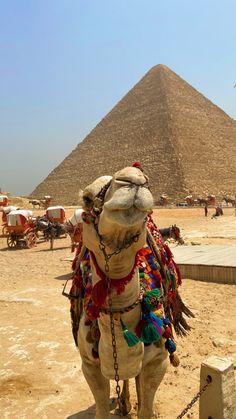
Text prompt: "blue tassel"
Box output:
[[163, 317, 170, 326], [150, 312, 163, 327], [165, 338, 176, 354]]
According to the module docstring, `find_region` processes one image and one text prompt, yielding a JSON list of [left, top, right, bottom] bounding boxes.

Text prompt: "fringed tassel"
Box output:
[[169, 353, 180, 367], [143, 289, 162, 314], [91, 279, 108, 307], [149, 312, 164, 336], [120, 320, 140, 347], [165, 338, 176, 353], [165, 338, 180, 367], [172, 292, 195, 336], [141, 320, 161, 344]]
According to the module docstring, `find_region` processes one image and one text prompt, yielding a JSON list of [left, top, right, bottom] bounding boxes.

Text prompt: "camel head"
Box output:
[[82, 167, 154, 253]]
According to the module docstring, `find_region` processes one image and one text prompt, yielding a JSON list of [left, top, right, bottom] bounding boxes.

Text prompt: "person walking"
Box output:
[[204, 204, 208, 217]]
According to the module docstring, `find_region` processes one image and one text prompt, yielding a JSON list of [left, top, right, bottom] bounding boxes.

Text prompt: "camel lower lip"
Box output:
[[105, 208, 145, 225]]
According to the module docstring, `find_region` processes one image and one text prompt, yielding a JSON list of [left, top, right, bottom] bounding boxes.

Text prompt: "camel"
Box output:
[[70, 167, 192, 419], [29, 196, 52, 210]]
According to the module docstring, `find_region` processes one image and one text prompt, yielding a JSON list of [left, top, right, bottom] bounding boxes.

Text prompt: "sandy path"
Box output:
[[0, 208, 235, 419]]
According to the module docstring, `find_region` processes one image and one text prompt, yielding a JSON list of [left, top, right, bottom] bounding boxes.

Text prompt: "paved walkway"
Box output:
[[171, 245, 236, 267]]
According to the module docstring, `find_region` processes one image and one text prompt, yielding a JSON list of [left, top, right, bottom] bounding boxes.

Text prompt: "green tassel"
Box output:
[[141, 321, 161, 344], [120, 320, 140, 347], [166, 270, 171, 283], [170, 272, 177, 289], [143, 288, 162, 310], [145, 288, 161, 299]]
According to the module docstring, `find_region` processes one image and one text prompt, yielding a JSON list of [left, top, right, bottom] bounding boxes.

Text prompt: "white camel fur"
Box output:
[[76, 166, 170, 419]]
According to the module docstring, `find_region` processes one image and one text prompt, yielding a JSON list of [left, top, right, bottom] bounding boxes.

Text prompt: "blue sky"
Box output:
[[1, 0, 235, 195]]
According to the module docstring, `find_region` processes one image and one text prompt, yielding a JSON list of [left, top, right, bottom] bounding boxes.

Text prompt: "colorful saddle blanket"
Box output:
[[69, 217, 193, 363]]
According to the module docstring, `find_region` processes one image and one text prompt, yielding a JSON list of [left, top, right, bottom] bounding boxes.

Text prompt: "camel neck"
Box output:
[[90, 252, 141, 311]]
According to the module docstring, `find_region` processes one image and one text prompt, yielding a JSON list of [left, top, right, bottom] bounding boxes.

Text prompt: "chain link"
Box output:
[[98, 230, 142, 415], [108, 291, 122, 414], [176, 375, 212, 418], [101, 242, 122, 414]]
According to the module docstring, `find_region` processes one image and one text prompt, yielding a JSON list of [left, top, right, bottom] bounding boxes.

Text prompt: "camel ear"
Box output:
[[82, 190, 94, 211], [82, 175, 113, 212]]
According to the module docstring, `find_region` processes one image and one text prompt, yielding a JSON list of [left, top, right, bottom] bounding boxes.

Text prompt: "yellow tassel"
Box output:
[[169, 352, 180, 367], [153, 307, 164, 317]]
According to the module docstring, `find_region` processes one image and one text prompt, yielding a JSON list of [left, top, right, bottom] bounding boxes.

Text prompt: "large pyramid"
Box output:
[[31, 65, 236, 205]]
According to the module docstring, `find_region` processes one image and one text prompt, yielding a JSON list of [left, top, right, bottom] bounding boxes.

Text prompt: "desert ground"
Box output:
[[0, 204, 236, 419]]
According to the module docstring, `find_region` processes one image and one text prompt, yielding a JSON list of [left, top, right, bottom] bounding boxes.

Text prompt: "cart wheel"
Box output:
[[2, 225, 8, 236], [26, 232, 37, 248], [7, 234, 18, 248]]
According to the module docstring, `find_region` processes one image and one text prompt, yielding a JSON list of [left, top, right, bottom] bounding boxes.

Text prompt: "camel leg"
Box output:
[[82, 359, 110, 419], [135, 355, 168, 419], [120, 380, 132, 415]]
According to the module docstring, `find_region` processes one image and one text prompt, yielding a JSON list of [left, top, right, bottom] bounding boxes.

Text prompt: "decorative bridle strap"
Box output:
[[100, 294, 142, 315]]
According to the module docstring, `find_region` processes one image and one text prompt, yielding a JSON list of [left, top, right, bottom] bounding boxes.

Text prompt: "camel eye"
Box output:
[[83, 196, 92, 205], [83, 196, 92, 206]]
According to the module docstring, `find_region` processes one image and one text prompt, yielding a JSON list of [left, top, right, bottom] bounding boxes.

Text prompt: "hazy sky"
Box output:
[[1, 0, 236, 196]]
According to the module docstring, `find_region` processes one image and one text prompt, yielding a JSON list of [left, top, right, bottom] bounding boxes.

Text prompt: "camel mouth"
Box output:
[[115, 177, 148, 188], [103, 206, 147, 227]]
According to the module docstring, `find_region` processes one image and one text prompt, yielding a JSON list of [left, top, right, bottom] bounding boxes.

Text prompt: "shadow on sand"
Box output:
[[0, 246, 26, 251], [35, 246, 69, 252], [67, 399, 132, 418], [54, 272, 72, 281]]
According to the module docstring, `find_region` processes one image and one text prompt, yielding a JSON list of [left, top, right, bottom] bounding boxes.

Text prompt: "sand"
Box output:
[[0, 206, 236, 419]]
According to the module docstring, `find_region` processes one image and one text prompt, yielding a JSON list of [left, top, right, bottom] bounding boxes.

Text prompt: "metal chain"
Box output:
[[176, 375, 212, 418], [107, 286, 122, 415], [99, 233, 141, 416], [95, 222, 145, 415], [98, 232, 141, 265]]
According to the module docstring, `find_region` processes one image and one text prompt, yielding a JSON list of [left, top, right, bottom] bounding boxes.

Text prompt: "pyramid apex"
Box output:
[[148, 64, 172, 73]]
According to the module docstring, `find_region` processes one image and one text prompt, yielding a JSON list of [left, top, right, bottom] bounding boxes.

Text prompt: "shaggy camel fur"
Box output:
[[76, 167, 169, 419]]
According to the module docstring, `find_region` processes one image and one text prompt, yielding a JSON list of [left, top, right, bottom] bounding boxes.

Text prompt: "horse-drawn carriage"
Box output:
[[36, 206, 67, 250], [5, 210, 37, 249], [46, 206, 65, 223], [67, 208, 83, 251], [1, 206, 19, 236]]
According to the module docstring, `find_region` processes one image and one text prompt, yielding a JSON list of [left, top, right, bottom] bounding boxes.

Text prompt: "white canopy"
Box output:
[[2, 206, 19, 214], [46, 206, 65, 220], [0, 195, 8, 202], [7, 210, 33, 226], [68, 208, 83, 226]]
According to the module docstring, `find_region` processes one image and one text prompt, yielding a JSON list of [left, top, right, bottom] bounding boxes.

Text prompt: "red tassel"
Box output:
[[173, 260, 182, 286], [163, 326, 172, 339], [73, 273, 83, 288], [71, 243, 83, 270], [135, 319, 146, 337], [91, 279, 108, 307], [163, 244, 173, 261]]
